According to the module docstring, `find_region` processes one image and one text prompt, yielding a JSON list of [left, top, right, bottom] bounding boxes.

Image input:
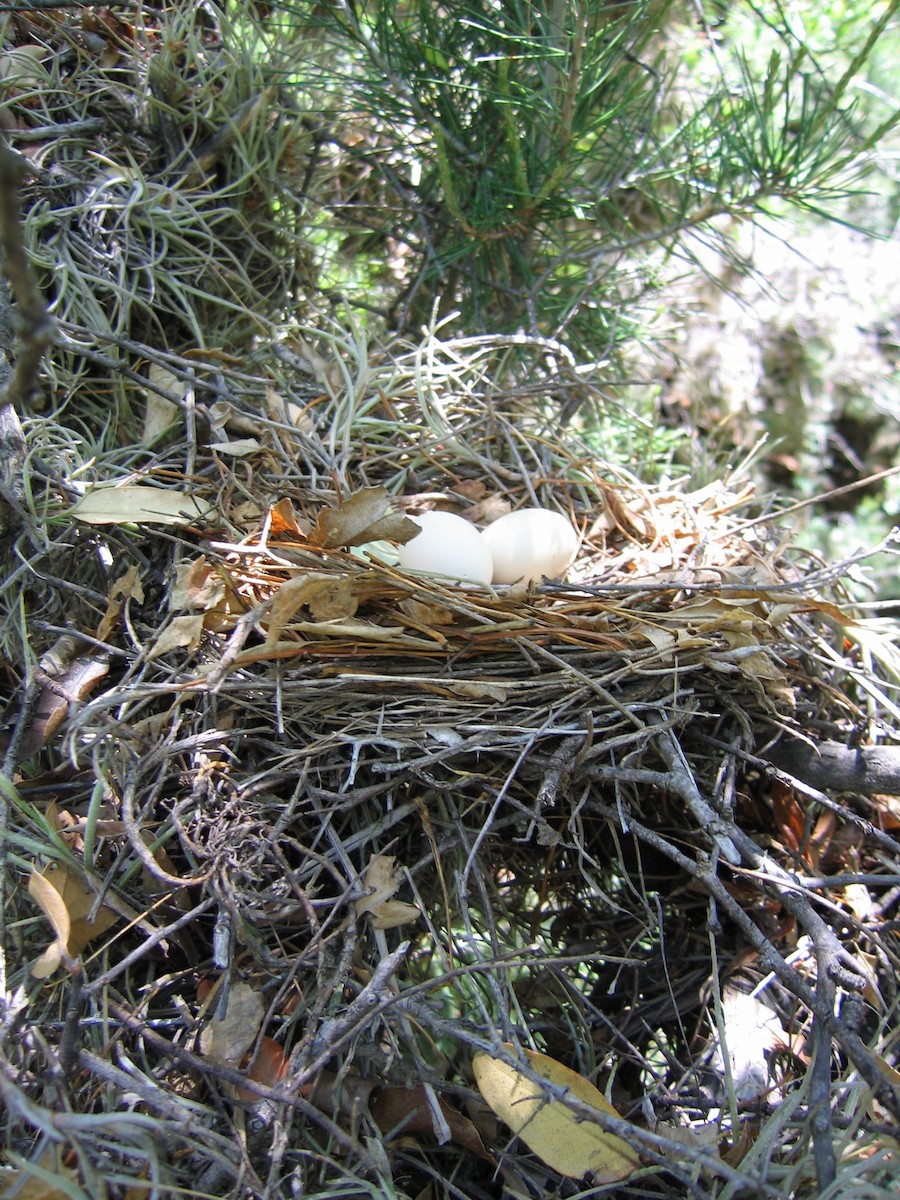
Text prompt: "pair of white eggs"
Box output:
[[396, 507, 579, 587]]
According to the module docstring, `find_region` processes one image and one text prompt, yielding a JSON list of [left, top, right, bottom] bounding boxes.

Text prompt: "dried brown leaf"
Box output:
[[170, 558, 227, 612], [268, 497, 308, 537], [310, 486, 419, 548], [373, 1084, 495, 1164], [95, 563, 145, 643], [265, 573, 360, 644], [147, 614, 205, 660]]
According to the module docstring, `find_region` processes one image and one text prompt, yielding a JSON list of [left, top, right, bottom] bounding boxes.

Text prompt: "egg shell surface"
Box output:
[[481, 508, 579, 585], [396, 511, 494, 585]]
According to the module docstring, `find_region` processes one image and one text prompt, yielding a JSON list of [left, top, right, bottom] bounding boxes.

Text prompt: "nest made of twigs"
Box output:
[[3, 315, 900, 1200]]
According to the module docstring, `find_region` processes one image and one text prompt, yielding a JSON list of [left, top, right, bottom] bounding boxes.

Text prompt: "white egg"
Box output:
[[481, 507, 579, 585], [396, 510, 494, 586]]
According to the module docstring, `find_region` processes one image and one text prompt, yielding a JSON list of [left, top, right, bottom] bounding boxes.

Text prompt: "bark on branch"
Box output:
[[765, 738, 900, 796]]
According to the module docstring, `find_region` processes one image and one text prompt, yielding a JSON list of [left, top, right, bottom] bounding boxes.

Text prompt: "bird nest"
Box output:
[[3, 321, 900, 1199]]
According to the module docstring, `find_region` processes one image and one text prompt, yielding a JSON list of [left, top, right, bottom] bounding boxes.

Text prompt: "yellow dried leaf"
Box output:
[[28, 862, 119, 977], [472, 1046, 641, 1182]]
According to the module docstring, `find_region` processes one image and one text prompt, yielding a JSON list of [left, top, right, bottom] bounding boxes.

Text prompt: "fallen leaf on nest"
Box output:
[[28, 861, 120, 977], [95, 563, 145, 644], [72, 485, 212, 526], [265, 572, 360, 644], [398, 596, 456, 629], [0, 1146, 80, 1200], [356, 854, 421, 929], [771, 778, 806, 857], [473, 1045, 641, 1181], [142, 363, 183, 443], [234, 1035, 290, 1100], [147, 614, 205, 659], [170, 557, 227, 611], [309, 485, 419, 548], [198, 981, 293, 1102], [266, 384, 315, 433], [210, 438, 261, 456], [268, 497, 308, 537]]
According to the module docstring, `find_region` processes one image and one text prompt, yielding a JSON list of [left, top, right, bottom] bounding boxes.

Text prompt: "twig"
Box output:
[[648, 712, 741, 864], [587, 797, 900, 1117], [107, 999, 382, 1173], [765, 737, 900, 796], [302, 942, 410, 1070]]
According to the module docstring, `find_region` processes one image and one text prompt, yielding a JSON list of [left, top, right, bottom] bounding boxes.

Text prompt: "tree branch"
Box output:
[[765, 738, 900, 796], [0, 135, 55, 411]]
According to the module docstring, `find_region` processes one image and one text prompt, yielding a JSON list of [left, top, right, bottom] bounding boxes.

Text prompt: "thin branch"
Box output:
[[0, 137, 55, 410]]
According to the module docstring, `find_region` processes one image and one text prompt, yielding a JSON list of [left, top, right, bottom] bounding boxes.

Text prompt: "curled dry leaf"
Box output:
[[267, 497, 309, 537], [28, 862, 119, 977], [170, 557, 227, 612], [265, 572, 360, 644], [210, 438, 261, 457], [356, 854, 421, 929], [147, 614, 205, 660], [95, 563, 145, 643], [309, 485, 420, 549], [233, 1035, 290, 1101], [472, 1045, 641, 1182]]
